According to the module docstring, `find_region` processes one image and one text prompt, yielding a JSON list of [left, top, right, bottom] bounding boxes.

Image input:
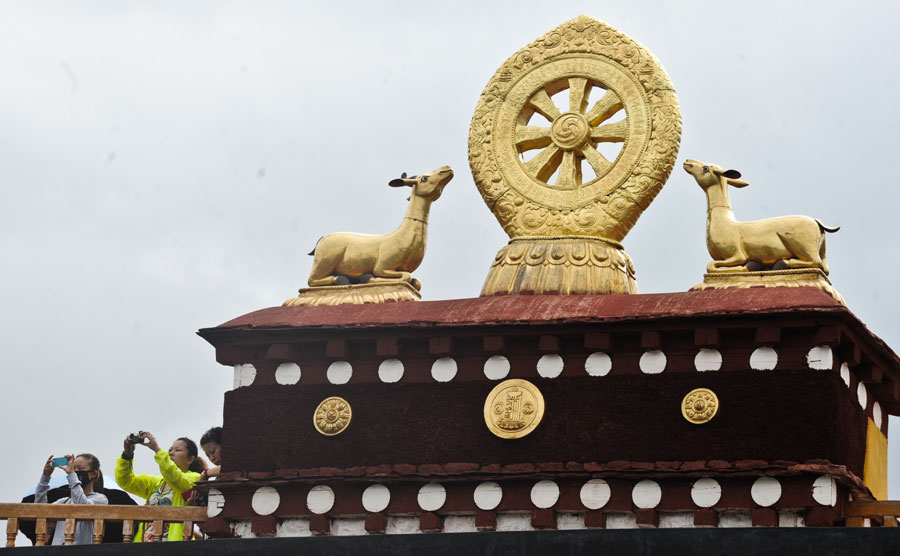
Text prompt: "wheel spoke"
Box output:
[[516, 126, 553, 152], [568, 77, 589, 114], [585, 89, 623, 126], [528, 89, 562, 121], [581, 143, 613, 176], [591, 120, 627, 142], [524, 144, 562, 182], [556, 151, 579, 189]]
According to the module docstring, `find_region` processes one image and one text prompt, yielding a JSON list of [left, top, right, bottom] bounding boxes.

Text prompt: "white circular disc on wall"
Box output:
[[431, 357, 458, 382], [417, 483, 446, 512], [483, 355, 510, 380], [378, 359, 404, 383], [750, 477, 782, 507], [536, 354, 564, 378], [474, 481, 503, 511], [307, 485, 335, 515], [251, 486, 280, 516], [639, 351, 666, 374], [275, 362, 301, 385], [806, 345, 833, 370], [579, 479, 611, 510], [840, 363, 851, 386], [584, 352, 612, 376], [362, 484, 391, 513], [750, 347, 778, 371], [632, 480, 662, 509], [873, 401, 882, 429], [530, 480, 559, 509], [857, 382, 868, 409], [690, 478, 721, 508], [207, 488, 225, 517], [812, 475, 837, 506], [326, 361, 353, 385], [694, 349, 722, 372]]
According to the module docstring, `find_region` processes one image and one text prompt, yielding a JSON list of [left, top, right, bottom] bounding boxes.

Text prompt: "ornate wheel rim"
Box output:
[[497, 55, 650, 208]]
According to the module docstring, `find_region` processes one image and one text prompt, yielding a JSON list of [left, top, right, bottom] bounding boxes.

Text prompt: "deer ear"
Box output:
[[727, 177, 749, 187], [721, 169, 742, 179], [389, 178, 415, 187]]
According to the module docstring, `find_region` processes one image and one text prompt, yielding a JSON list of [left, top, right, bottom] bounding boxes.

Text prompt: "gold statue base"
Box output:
[[284, 281, 421, 307], [480, 236, 637, 296], [690, 268, 845, 306]]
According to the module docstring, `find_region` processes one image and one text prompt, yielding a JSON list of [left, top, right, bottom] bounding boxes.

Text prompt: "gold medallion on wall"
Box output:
[[681, 388, 719, 424], [468, 15, 681, 296], [314, 396, 352, 436], [484, 379, 545, 439]]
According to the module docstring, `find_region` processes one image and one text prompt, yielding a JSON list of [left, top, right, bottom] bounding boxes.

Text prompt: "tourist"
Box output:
[[115, 431, 203, 542], [34, 453, 108, 545], [199, 426, 222, 479]]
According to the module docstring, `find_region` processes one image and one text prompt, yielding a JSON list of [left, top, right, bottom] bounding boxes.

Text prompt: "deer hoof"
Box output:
[[334, 275, 351, 285], [411, 278, 422, 291], [772, 260, 789, 270], [359, 273, 374, 284]]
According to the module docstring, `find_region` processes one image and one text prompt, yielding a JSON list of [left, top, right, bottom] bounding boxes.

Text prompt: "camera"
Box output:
[[128, 432, 145, 444]]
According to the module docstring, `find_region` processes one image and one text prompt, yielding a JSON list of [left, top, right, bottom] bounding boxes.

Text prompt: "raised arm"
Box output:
[[33, 455, 55, 504], [154, 450, 200, 493]]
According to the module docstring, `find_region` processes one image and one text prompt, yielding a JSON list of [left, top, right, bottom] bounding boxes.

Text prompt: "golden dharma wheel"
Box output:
[[469, 16, 681, 296], [469, 15, 681, 240]]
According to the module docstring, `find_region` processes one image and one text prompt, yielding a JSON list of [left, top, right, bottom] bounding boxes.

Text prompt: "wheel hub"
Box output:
[[551, 112, 589, 151]]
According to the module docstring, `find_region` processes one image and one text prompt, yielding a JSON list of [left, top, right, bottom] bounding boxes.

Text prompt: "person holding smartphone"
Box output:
[[115, 431, 203, 542], [34, 453, 108, 545]]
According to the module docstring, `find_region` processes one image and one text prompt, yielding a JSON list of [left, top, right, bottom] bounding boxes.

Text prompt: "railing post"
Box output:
[[93, 518, 105, 544], [5, 518, 17, 548], [886, 516, 899, 527], [121, 519, 134, 543], [183, 521, 193, 541], [34, 518, 48, 546], [152, 519, 163, 542], [64, 518, 76, 545]]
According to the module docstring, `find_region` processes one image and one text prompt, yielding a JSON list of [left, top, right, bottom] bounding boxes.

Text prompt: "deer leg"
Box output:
[[709, 255, 749, 272], [369, 268, 412, 283]]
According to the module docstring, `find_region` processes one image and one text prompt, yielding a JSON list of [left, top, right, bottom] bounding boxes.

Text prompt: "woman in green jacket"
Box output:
[[115, 431, 203, 542]]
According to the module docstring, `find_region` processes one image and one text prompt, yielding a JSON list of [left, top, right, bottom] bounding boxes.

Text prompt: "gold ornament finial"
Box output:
[[469, 15, 681, 296]]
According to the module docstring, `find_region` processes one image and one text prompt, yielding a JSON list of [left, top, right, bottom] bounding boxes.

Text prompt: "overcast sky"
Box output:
[[1, 0, 898, 530]]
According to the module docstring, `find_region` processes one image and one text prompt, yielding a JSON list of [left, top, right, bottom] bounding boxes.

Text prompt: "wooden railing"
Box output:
[[846, 500, 900, 527], [0, 503, 207, 547]]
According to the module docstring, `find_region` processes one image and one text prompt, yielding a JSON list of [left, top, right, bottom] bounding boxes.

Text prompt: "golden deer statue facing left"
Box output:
[[306, 166, 453, 291]]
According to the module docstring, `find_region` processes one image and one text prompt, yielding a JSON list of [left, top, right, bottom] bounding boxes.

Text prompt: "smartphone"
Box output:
[[52, 457, 69, 467]]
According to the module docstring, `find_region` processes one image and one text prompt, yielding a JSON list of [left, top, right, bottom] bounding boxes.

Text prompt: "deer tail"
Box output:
[[308, 236, 324, 256]]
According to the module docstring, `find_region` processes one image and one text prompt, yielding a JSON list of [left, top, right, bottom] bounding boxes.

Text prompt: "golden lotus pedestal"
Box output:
[[480, 236, 637, 296], [283, 281, 421, 307], [690, 268, 845, 305]]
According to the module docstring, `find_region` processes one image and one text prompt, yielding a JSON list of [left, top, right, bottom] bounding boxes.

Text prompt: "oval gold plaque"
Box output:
[[314, 396, 352, 436], [484, 379, 545, 439], [681, 388, 719, 424]]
